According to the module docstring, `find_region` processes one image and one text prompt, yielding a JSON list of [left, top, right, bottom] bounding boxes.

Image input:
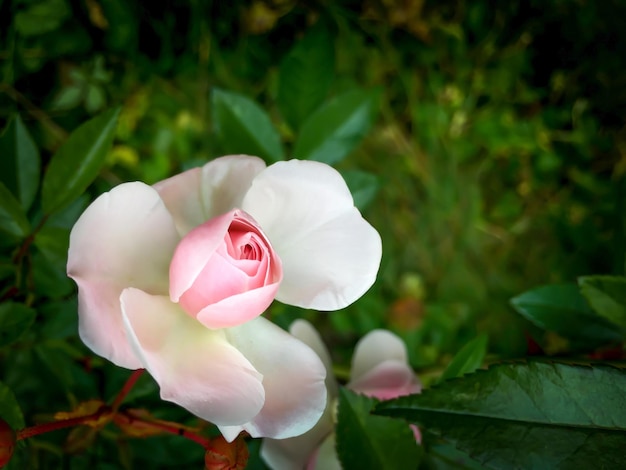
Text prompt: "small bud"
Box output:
[[0, 419, 16, 468], [204, 434, 248, 470]]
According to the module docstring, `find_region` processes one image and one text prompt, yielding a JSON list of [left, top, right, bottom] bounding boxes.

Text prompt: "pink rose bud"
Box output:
[[170, 209, 282, 329]]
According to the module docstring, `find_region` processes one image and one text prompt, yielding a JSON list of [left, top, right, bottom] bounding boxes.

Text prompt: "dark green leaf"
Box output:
[[0, 302, 36, 348], [294, 89, 380, 165], [0, 182, 31, 239], [41, 107, 120, 214], [0, 115, 41, 210], [0, 381, 24, 430], [32, 249, 74, 299], [376, 362, 626, 469], [510, 283, 622, 346], [34, 226, 70, 268], [14, 0, 70, 36], [341, 170, 379, 211], [440, 334, 488, 382], [277, 22, 334, 131], [212, 88, 284, 163], [337, 388, 422, 470], [578, 275, 626, 330]]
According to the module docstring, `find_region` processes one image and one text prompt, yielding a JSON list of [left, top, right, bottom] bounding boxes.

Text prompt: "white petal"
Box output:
[[290, 320, 338, 397], [67, 182, 179, 368], [350, 330, 409, 381], [261, 405, 334, 470], [219, 318, 327, 440], [311, 432, 342, 470], [120, 288, 266, 426], [154, 155, 266, 236], [242, 160, 382, 310]]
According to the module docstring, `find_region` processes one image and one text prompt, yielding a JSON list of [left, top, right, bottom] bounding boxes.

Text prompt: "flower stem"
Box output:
[[111, 369, 145, 412], [16, 405, 111, 441]]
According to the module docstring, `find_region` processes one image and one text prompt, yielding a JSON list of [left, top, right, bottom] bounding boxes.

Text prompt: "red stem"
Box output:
[[111, 369, 145, 412], [130, 418, 211, 448], [16, 405, 111, 441]]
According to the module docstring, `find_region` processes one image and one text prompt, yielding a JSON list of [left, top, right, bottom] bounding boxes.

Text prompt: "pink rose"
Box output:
[[67, 156, 382, 441], [261, 320, 421, 470]]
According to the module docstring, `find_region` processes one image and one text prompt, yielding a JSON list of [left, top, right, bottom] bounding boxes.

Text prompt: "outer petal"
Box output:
[[348, 360, 422, 400], [154, 155, 266, 236], [308, 433, 342, 470], [290, 320, 338, 397], [350, 329, 409, 381], [120, 288, 266, 426], [260, 320, 338, 470], [67, 182, 179, 369], [219, 318, 327, 441], [242, 160, 382, 310], [260, 407, 334, 470]]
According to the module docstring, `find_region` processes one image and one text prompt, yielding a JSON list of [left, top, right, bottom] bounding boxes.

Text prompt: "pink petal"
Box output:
[[242, 160, 382, 311], [154, 155, 266, 236], [170, 210, 282, 328], [348, 360, 421, 400], [195, 283, 280, 329], [169, 210, 237, 304], [120, 288, 266, 426], [67, 182, 180, 368], [219, 318, 327, 440], [350, 330, 410, 381]]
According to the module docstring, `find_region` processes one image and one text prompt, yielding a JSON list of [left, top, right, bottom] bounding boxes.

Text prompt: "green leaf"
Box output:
[[0, 381, 24, 430], [294, 89, 380, 165], [510, 283, 623, 346], [376, 362, 626, 469], [41, 107, 120, 214], [0, 302, 36, 348], [440, 334, 488, 382], [341, 170, 379, 211], [0, 115, 41, 210], [277, 22, 335, 131], [14, 0, 70, 36], [34, 226, 70, 268], [0, 182, 31, 239], [579, 275, 626, 330], [212, 88, 284, 163], [337, 388, 422, 470]]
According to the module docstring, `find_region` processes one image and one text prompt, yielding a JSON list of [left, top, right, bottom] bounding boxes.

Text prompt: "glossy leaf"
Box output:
[[341, 170, 379, 211], [294, 89, 380, 165], [510, 283, 622, 346], [579, 275, 626, 330], [0, 115, 41, 210], [212, 88, 284, 162], [376, 362, 626, 469], [0, 302, 36, 348], [0, 381, 24, 430], [439, 334, 488, 382], [0, 182, 31, 239], [41, 107, 120, 214], [277, 22, 334, 131], [337, 388, 422, 470]]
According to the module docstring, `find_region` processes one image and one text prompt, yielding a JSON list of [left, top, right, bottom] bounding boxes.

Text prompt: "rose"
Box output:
[[261, 320, 421, 469], [67, 155, 382, 441]]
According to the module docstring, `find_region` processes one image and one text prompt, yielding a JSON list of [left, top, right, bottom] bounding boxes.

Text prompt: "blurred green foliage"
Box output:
[[1, 0, 625, 468]]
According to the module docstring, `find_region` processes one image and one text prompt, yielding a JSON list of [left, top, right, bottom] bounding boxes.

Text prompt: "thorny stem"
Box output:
[[16, 405, 112, 441], [111, 369, 145, 412]]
